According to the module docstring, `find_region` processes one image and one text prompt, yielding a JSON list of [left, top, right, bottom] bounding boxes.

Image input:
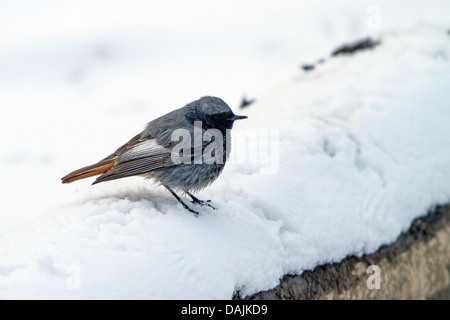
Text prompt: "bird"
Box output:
[[61, 96, 247, 215]]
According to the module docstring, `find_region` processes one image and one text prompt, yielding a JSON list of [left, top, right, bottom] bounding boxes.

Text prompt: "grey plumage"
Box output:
[[61, 96, 247, 214]]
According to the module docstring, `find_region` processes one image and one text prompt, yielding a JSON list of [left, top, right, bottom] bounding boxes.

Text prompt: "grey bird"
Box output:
[[61, 96, 247, 214]]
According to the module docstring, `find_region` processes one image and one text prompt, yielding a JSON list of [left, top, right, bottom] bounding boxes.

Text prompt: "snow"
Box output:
[[1, 1, 450, 299]]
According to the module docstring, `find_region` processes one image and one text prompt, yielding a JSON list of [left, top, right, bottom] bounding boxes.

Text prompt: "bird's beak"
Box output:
[[227, 115, 248, 121]]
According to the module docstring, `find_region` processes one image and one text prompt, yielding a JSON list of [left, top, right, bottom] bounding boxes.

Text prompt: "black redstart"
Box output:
[[61, 96, 247, 214]]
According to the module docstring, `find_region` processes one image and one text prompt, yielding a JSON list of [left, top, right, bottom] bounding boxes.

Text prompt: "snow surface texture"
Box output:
[[1, 2, 450, 299]]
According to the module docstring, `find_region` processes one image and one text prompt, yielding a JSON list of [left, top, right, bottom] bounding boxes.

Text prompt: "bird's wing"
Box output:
[[93, 138, 175, 184]]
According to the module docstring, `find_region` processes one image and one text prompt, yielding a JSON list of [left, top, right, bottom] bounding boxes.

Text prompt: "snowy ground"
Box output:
[[0, 1, 449, 299]]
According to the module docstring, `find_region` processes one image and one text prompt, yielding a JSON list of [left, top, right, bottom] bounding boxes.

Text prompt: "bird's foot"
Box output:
[[187, 192, 217, 210], [181, 203, 200, 215], [190, 199, 216, 210]]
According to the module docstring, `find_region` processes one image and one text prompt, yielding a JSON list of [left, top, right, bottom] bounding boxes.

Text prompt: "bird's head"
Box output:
[[195, 96, 247, 130]]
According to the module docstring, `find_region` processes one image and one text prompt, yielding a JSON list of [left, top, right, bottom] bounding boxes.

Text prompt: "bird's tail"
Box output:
[[61, 159, 115, 184]]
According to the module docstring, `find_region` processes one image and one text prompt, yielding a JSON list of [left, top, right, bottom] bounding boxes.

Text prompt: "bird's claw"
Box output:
[[190, 199, 216, 210]]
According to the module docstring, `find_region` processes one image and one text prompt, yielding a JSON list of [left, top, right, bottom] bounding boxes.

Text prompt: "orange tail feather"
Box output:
[[61, 161, 115, 184]]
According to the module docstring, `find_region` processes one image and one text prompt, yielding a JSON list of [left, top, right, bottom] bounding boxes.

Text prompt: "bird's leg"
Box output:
[[164, 186, 199, 215], [186, 192, 216, 210]]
